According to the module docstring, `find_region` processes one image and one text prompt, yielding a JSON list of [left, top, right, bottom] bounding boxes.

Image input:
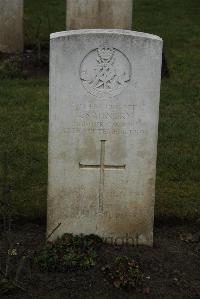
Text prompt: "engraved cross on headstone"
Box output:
[[79, 140, 126, 213]]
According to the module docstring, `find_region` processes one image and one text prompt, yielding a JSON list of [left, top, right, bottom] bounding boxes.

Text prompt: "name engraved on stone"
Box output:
[[79, 140, 126, 213], [67, 102, 139, 134], [80, 42, 131, 98]]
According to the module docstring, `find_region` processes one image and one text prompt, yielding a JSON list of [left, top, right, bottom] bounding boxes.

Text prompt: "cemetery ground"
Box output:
[[0, 0, 199, 298]]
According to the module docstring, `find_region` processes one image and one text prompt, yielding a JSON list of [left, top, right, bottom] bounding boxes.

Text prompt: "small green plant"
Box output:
[[102, 256, 144, 291], [35, 233, 102, 272]]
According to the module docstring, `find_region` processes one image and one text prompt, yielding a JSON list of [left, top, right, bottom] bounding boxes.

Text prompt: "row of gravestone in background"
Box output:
[[0, 0, 133, 53]]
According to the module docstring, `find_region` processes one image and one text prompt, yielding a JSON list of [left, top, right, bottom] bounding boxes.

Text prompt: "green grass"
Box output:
[[0, 79, 48, 218], [0, 0, 199, 219], [133, 0, 200, 217]]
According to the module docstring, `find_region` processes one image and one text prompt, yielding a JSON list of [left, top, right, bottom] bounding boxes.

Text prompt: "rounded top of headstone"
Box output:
[[50, 29, 162, 42]]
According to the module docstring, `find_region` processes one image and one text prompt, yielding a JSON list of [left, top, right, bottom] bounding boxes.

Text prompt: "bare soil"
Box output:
[[0, 220, 200, 299]]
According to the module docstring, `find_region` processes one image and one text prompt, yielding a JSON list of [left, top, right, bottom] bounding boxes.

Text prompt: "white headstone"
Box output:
[[48, 29, 163, 246], [66, 0, 133, 30], [0, 0, 23, 53]]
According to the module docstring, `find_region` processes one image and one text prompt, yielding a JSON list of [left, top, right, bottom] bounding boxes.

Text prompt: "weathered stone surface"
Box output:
[[48, 29, 163, 246], [0, 0, 23, 53], [66, 0, 133, 30]]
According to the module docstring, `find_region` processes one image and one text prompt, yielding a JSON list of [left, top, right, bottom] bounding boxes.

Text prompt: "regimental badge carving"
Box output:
[[80, 42, 131, 98]]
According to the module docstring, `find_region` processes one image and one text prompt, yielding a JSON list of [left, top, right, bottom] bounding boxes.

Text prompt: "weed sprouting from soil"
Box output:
[[102, 256, 144, 291]]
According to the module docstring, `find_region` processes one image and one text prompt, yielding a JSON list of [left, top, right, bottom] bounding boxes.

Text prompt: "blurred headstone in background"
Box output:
[[66, 0, 133, 30], [0, 0, 23, 53]]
